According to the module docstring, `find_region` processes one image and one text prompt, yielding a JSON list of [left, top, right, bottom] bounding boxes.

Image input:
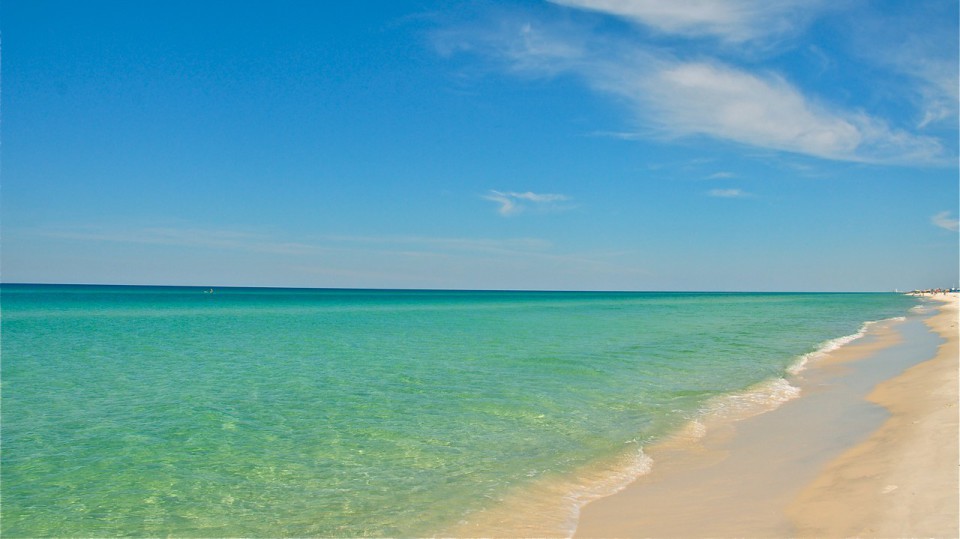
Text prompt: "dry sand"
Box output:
[[575, 295, 958, 538]]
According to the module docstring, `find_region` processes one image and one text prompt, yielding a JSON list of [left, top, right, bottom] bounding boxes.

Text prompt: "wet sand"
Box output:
[[575, 295, 958, 538]]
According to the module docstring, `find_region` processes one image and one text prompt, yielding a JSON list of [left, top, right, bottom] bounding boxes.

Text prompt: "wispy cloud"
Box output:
[[550, 0, 823, 43], [34, 225, 558, 255], [589, 130, 644, 141], [321, 234, 554, 253], [483, 190, 572, 216], [578, 52, 942, 164], [434, 5, 948, 165], [21, 224, 644, 290], [707, 188, 751, 198], [931, 211, 959, 232], [706, 171, 736, 179], [844, 0, 959, 131], [32, 226, 341, 256], [645, 62, 943, 164]]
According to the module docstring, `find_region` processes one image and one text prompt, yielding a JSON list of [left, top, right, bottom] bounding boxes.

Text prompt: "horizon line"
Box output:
[[0, 282, 918, 294]]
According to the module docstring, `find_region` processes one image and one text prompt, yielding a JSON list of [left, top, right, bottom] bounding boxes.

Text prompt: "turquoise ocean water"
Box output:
[[1, 285, 918, 537]]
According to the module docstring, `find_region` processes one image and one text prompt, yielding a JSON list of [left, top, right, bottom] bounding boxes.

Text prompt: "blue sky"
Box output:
[[3, 0, 958, 291]]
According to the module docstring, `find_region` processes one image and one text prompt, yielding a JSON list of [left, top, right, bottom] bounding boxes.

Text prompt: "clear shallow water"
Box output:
[[1, 285, 917, 537]]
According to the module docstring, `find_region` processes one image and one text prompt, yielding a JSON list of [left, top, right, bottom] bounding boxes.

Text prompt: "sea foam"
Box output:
[[787, 316, 909, 375], [700, 377, 802, 421], [786, 321, 877, 375]]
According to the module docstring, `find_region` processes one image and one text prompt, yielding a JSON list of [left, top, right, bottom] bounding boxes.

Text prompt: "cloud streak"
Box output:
[[33, 226, 345, 257], [34, 225, 559, 256], [931, 211, 959, 232], [321, 233, 555, 254], [20, 224, 644, 290], [550, 0, 821, 43], [707, 188, 751, 198], [483, 190, 572, 216]]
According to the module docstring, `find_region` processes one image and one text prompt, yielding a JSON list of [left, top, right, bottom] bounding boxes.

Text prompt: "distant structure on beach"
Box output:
[[907, 288, 958, 296]]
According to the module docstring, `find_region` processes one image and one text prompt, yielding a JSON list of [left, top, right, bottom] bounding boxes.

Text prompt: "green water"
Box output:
[[1, 285, 917, 536]]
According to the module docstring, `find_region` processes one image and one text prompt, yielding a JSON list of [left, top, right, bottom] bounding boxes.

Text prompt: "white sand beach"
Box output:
[[788, 294, 959, 537]]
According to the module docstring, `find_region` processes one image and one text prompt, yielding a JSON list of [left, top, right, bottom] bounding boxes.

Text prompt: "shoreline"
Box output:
[[788, 294, 959, 537], [575, 294, 958, 537], [441, 320, 890, 538]]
